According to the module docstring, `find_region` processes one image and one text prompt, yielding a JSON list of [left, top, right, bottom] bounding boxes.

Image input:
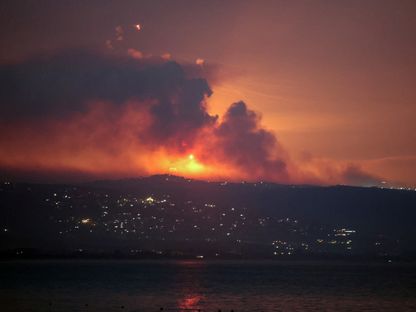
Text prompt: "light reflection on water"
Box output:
[[1, 260, 416, 312], [176, 261, 205, 311]]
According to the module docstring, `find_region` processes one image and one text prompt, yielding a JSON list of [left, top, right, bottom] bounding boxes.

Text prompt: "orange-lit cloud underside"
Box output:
[[0, 51, 382, 186], [0, 101, 225, 180], [0, 99, 376, 185]]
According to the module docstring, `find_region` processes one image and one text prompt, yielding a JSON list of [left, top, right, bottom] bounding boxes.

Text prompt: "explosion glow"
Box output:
[[0, 51, 381, 185], [166, 154, 205, 176]]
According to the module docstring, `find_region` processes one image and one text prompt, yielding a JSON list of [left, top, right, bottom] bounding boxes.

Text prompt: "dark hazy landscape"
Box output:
[[2, 175, 416, 261]]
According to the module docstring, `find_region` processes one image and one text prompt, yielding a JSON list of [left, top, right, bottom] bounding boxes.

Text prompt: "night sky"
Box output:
[[1, 0, 415, 186]]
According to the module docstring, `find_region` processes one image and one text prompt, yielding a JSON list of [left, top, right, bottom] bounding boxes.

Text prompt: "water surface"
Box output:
[[1, 260, 415, 311]]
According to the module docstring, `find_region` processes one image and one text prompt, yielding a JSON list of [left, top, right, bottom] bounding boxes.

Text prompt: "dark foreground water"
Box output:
[[1, 260, 416, 312]]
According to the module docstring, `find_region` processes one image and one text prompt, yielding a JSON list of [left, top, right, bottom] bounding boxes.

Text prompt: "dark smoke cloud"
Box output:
[[213, 101, 288, 179], [340, 164, 380, 186], [0, 50, 377, 185], [0, 51, 216, 146]]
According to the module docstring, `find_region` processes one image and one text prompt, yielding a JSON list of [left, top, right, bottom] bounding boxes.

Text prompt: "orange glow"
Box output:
[[0, 101, 235, 182], [161, 53, 171, 60], [178, 294, 203, 310], [163, 153, 206, 176], [195, 58, 204, 66], [0, 99, 381, 185], [127, 48, 143, 59]]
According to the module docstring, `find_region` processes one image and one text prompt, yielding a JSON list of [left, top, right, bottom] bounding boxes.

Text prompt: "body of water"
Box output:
[[1, 260, 415, 311]]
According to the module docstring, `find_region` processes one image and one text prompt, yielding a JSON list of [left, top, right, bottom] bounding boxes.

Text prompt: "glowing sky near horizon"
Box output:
[[1, 0, 416, 186]]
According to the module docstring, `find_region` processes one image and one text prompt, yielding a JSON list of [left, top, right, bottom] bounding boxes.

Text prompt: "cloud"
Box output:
[[211, 101, 288, 180], [340, 164, 380, 186], [0, 51, 216, 146], [0, 51, 218, 173], [0, 50, 377, 185]]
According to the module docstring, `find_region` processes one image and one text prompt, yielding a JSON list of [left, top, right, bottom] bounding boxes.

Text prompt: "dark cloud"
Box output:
[[341, 164, 380, 186], [149, 76, 215, 143], [0, 50, 376, 185], [0, 51, 181, 116], [0, 50, 217, 147], [214, 101, 288, 179], [0, 50, 289, 180]]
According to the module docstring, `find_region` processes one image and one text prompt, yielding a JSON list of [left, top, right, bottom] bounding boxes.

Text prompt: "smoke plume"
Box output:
[[0, 50, 378, 185]]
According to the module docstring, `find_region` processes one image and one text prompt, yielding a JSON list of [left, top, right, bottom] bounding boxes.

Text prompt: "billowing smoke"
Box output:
[[0, 51, 217, 150], [0, 50, 377, 185], [210, 101, 288, 181]]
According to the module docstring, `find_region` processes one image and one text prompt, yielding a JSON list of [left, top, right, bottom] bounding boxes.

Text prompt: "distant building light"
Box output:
[[146, 197, 155, 203]]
